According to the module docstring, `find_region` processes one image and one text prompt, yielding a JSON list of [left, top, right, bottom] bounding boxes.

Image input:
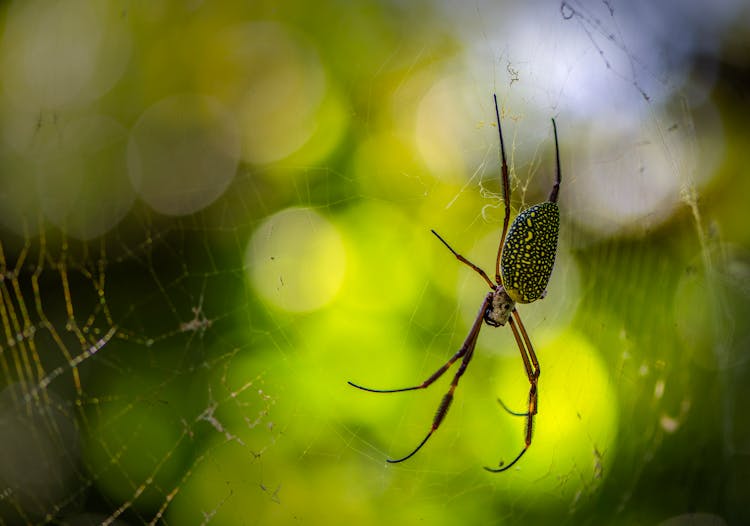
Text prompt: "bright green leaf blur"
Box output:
[[0, 1, 749, 525]]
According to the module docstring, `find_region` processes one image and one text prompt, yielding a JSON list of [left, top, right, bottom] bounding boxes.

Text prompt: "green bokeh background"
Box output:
[[0, 1, 749, 525]]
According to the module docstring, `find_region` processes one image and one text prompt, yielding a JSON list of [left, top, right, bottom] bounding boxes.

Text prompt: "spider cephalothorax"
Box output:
[[349, 94, 561, 472], [484, 288, 514, 327]]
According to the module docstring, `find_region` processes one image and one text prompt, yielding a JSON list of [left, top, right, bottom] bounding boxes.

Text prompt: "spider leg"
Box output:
[[548, 118, 561, 204], [383, 294, 491, 464], [430, 230, 494, 289], [485, 446, 529, 473], [485, 380, 535, 473], [388, 320, 482, 463], [496, 397, 528, 417], [485, 310, 539, 472], [347, 341, 466, 393], [348, 292, 493, 394], [513, 309, 540, 380], [493, 93, 511, 284]]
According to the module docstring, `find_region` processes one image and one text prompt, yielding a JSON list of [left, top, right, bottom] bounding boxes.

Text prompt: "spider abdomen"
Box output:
[[500, 201, 559, 304]]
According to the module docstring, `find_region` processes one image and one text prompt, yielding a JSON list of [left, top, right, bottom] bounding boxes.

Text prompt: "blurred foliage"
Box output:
[[0, 1, 749, 525]]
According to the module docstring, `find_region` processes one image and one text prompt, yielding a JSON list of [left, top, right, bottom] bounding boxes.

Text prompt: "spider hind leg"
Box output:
[[496, 397, 529, 417], [484, 446, 529, 473]]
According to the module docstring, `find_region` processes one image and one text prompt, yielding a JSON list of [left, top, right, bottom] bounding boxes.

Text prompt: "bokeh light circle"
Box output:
[[247, 207, 346, 313], [37, 115, 134, 240], [0, 147, 42, 236], [198, 21, 328, 165], [127, 93, 240, 216], [415, 77, 478, 184], [0, 385, 79, 522], [0, 0, 131, 109], [564, 103, 724, 238], [485, 330, 618, 502]]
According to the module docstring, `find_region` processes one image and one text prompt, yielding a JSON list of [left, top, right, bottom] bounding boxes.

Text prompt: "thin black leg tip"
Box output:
[[484, 448, 528, 473], [496, 397, 529, 417], [484, 459, 516, 473], [348, 380, 376, 392]]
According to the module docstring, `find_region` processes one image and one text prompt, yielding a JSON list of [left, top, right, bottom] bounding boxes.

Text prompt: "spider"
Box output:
[[349, 94, 561, 472]]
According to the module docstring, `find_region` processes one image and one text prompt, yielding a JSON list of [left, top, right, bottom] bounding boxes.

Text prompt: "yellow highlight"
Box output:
[[246, 207, 346, 312], [484, 329, 617, 507]]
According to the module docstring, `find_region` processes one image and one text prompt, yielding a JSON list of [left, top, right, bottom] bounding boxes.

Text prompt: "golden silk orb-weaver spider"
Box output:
[[348, 94, 561, 472]]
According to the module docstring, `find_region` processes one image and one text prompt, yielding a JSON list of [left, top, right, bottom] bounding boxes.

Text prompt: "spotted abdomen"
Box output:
[[500, 201, 559, 304]]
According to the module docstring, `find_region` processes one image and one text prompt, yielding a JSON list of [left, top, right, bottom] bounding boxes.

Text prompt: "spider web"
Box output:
[[1, 1, 749, 525]]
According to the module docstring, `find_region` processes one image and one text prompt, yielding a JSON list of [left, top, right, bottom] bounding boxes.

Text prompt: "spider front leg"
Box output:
[[348, 293, 493, 463], [485, 309, 540, 473]]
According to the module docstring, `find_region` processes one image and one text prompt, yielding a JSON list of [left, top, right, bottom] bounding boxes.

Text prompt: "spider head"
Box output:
[[484, 287, 515, 327]]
